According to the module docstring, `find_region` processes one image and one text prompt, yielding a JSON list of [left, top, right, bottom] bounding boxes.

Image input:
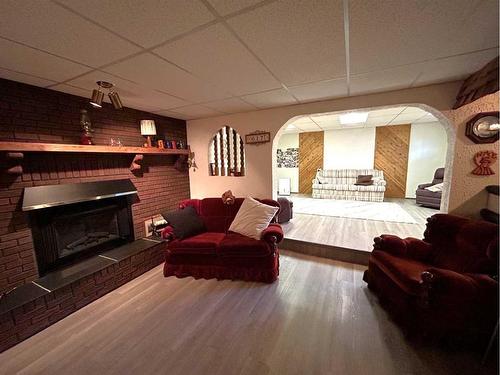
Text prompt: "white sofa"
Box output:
[[312, 169, 386, 202]]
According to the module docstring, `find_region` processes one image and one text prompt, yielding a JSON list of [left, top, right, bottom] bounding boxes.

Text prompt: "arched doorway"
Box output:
[[271, 104, 456, 251]]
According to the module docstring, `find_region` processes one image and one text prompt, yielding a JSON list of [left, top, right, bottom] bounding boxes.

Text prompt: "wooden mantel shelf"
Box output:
[[0, 141, 190, 174], [0, 141, 189, 155]]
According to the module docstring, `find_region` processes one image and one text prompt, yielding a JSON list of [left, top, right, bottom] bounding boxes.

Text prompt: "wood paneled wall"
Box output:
[[374, 125, 410, 198], [299, 131, 324, 194]]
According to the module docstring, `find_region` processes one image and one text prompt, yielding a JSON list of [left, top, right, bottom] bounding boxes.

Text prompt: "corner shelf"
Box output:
[[0, 141, 189, 173]]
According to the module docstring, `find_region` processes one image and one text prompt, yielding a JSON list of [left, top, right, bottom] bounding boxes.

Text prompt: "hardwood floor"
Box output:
[[0, 251, 491, 375], [281, 197, 439, 252]]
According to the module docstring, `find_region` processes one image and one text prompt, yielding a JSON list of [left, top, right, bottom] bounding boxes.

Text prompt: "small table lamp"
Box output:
[[140, 120, 156, 147]]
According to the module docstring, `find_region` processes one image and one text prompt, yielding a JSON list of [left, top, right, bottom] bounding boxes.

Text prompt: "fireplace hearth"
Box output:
[[23, 180, 137, 276]]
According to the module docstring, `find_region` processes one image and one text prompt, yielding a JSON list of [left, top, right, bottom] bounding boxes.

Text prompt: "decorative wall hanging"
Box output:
[[472, 150, 497, 176], [245, 131, 271, 144], [79, 109, 94, 145], [209, 126, 245, 176], [277, 148, 298, 168], [465, 112, 499, 144]]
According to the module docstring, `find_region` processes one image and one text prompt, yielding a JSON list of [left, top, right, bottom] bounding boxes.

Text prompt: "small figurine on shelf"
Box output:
[[157, 140, 164, 149], [80, 109, 94, 145]]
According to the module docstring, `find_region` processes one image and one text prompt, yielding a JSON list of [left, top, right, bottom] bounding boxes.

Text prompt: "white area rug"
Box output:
[[289, 197, 417, 224]]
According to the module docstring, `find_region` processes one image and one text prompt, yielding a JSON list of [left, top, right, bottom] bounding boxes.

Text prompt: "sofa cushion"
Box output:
[[228, 197, 279, 240], [218, 233, 271, 257], [371, 250, 428, 295], [162, 206, 206, 240], [169, 232, 225, 255]]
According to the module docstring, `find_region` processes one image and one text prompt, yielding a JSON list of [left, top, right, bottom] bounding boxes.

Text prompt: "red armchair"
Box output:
[[162, 198, 283, 283], [363, 214, 498, 342]]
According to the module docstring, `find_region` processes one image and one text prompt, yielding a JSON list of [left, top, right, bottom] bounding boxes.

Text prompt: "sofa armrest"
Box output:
[[372, 177, 386, 186], [373, 235, 432, 261], [161, 225, 174, 241], [420, 268, 480, 304], [261, 223, 284, 244]]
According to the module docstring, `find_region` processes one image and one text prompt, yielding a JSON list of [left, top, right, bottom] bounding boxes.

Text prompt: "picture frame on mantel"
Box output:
[[245, 131, 271, 144]]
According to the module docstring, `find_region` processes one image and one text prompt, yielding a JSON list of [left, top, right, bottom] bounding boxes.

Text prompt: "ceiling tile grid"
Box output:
[[0, 0, 497, 119]]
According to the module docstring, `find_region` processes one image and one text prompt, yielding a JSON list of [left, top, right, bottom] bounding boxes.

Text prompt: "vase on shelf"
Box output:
[[80, 109, 94, 145]]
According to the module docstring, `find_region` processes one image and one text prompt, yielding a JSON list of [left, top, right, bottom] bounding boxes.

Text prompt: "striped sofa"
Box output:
[[312, 169, 386, 202]]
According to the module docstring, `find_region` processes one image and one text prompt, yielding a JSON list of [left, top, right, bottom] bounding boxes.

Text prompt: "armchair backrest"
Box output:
[[179, 198, 280, 233], [432, 168, 445, 185], [424, 214, 498, 274]]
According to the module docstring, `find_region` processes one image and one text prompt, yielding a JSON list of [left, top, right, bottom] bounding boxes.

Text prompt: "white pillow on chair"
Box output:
[[229, 197, 279, 240]]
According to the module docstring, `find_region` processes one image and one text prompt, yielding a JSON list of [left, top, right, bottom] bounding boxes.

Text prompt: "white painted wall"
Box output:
[[276, 133, 299, 193], [323, 127, 376, 169], [406, 122, 447, 198]]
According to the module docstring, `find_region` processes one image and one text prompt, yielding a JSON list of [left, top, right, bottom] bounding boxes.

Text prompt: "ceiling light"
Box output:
[[286, 124, 297, 130], [340, 112, 368, 125], [90, 89, 104, 108], [90, 81, 123, 109], [108, 91, 123, 110]]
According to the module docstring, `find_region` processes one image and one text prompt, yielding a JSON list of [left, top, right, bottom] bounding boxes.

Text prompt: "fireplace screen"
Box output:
[[53, 206, 121, 258], [29, 197, 133, 276]]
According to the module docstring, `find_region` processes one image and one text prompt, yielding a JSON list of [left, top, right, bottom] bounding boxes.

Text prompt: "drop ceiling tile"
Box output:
[[207, 0, 265, 16], [153, 109, 189, 120], [0, 39, 91, 82], [203, 97, 257, 113], [240, 88, 297, 108], [0, 1, 140, 67], [350, 65, 420, 96], [296, 123, 322, 132], [398, 108, 429, 117], [57, 0, 214, 48], [414, 49, 499, 86], [365, 115, 397, 126], [104, 53, 231, 103], [228, 0, 346, 86], [389, 113, 424, 125], [154, 24, 282, 96], [170, 105, 224, 120], [414, 113, 438, 123], [0, 67, 56, 87], [64, 70, 190, 110], [349, 0, 497, 74], [317, 122, 342, 130], [49, 83, 92, 98], [367, 107, 405, 118], [288, 78, 348, 103], [292, 117, 316, 125]]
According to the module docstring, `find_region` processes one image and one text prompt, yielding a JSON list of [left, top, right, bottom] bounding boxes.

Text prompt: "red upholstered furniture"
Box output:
[[363, 214, 499, 342], [162, 198, 283, 283]]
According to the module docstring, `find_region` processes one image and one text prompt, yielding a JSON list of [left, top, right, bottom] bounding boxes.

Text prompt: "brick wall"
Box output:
[[0, 78, 190, 294]]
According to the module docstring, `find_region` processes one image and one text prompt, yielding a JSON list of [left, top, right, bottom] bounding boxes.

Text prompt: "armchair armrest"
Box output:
[[261, 223, 284, 244], [417, 183, 433, 190], [373, 235, 433, 261]]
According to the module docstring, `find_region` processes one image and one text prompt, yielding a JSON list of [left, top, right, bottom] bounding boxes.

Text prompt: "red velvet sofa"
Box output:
[[162, 198, 283, 283], [363, 214, 498, 342]]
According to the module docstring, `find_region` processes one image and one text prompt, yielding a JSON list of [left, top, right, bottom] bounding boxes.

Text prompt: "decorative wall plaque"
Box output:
[[471, 150, 497, 176], [465, 112, 500, 144], [245, 131, 271, 144]]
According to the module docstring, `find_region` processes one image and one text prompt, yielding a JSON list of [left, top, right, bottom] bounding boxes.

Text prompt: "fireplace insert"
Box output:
[[23, 180, 136, 276]]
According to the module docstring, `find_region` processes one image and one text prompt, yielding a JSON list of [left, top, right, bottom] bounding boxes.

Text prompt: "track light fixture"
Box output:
[[89, 81, 123, 110]]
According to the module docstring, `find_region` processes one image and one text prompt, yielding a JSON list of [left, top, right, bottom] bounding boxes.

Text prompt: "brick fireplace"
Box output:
[[0, 78, 190, 294]]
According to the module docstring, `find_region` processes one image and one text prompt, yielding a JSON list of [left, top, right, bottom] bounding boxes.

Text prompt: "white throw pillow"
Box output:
[[425, 182, 443, 192], [229, 197, 279, 240]]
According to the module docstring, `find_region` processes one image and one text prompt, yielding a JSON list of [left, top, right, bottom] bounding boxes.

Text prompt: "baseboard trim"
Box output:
[[281, 238, 370, 266]]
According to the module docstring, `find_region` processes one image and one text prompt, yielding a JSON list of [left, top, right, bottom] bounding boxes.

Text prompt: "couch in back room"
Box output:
[[312, 169, 386, 202], [415, 168, 444, 209]]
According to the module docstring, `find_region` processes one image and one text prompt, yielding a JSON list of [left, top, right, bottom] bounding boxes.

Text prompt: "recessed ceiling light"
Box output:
[[340, 112, 369, 125]]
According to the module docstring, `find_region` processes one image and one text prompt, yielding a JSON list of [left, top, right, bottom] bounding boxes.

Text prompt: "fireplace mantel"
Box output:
[[0, 141, 189, 173], [0, 141, 189, 155]]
